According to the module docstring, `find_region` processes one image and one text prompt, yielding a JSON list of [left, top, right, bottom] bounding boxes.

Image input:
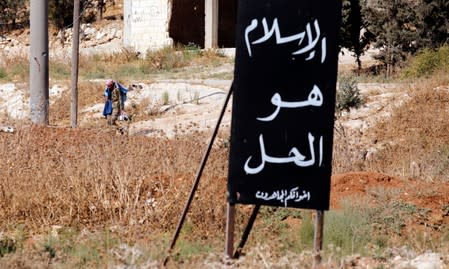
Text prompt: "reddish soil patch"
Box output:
[[331, 171, 449, 227], [331, 171, 403, 208]]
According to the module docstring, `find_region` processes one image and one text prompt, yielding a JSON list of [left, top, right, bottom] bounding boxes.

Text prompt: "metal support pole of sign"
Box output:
[[233, 204, 260, 258], [225, 203, 236, 258], [313, 210, 324, 267], [163, 83, 234, 266]]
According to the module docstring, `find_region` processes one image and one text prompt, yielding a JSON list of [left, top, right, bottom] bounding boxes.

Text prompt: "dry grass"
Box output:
[[0, 124, 237, 267], [0, 54, 28, 82], [0, 126, 228, 234], [363, 80, 449, 182], [332, 71, 449, 182]]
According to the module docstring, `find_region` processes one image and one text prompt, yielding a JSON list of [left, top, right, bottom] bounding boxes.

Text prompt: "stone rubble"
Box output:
[[0, 21, 124, 60]]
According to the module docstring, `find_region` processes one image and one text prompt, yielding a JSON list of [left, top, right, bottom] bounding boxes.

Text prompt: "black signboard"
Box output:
[[228, 0, 341, 210]]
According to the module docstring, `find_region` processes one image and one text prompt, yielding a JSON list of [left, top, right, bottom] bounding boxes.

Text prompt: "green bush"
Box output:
[[336, 75, 364, 114], [0, 237, 16, 257], [323, 200, 372, 255], [162, 91, 170, 105], [299, 212, 314, 246], [403, 46, 449, 78], [0, 67, 7, 80], [182, 43, 202, 59]]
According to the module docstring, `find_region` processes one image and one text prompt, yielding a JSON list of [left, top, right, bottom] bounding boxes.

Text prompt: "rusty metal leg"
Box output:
[[225, 203, 235, 258], [313, 210, 324, 268], [234, 204, 260, 258]]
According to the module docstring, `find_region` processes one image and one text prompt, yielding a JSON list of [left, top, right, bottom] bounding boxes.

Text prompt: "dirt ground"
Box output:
[[331, 172, 449, 224]]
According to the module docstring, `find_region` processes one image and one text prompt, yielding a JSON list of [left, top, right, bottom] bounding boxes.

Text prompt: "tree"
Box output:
[[49, 0, 74, 29], [97, 0, 106, 21], [363, 0, 419, 76], [0, 0, 29, 32], [96, 0, 116, 21], [416, 0, 449, 49], [49, 0, 114, 30], [339, 0, 374, 71]]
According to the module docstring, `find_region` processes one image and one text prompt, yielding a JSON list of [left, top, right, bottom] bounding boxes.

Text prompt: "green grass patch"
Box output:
[[0, 67, 8, 80], [323, 202, 372, 255], [299, 212, 314, 247], [0, 237, 16, 257], [82, 67, 108, 80], [259, 207, 302, 231], [174, 239, 214, 261], [8, 58, 28, 81], [50, 60, 71, 80], [162, 90, 170, 105]]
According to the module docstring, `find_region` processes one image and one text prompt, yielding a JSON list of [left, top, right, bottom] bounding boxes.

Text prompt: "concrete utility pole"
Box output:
[[30, 0, 49, 124], [71, 0, 81, 128], [205, 0, 218, 48]]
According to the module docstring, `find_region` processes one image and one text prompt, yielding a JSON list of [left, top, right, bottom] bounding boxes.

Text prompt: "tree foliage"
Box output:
[[339, 0, 448, 75], [339, 0, 374, 70], [0, 0, 29, 32], [363, 0, 419, 75], [49, 0, 94, 30], [416, 0, 449, 49], [48, 0, 116, 30]]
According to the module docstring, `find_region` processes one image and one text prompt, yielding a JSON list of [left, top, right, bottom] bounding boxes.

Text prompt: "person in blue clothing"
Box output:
[[103, 79, 129, 126]]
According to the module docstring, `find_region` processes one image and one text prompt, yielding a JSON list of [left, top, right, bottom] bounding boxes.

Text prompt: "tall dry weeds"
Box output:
[[332, 77, 449, 182], [0, 125, 228, 238], [366, 82, 449, 182]]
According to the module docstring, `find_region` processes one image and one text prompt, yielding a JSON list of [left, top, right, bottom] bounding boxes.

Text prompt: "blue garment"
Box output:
[[103, 81, 128, 115], [103, 99, 112, 116]]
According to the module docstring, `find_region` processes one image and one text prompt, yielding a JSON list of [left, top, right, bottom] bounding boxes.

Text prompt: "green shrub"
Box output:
[[323, 200, 372, 255], [403, 45, 449, 78], [0, 237, 16, 257], [336, 75, 364, 114], [0, 67, 7, 80], [162, 91, 170, 105], [183, 43, 202, 59], [299, 212, 314, 246]]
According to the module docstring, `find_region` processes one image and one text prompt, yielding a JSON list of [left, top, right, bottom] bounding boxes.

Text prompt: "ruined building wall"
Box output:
[[123, 0, 173, 52], [124, 0, 236, 52]]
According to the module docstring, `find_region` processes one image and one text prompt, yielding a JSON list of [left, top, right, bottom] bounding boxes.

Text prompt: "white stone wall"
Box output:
[[124, 0, 173, 53]]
